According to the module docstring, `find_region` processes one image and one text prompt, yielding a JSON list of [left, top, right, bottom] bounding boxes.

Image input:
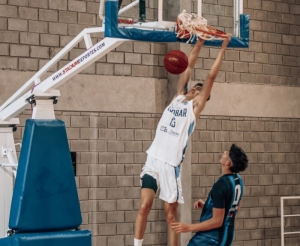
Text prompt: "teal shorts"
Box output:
[[187, 234, 219, 246]]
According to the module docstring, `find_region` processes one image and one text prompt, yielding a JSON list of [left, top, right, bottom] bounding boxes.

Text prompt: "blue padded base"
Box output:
[[0, 230, 91, 246], [0, 237, 10, 246], [9, 120, 82, 233]]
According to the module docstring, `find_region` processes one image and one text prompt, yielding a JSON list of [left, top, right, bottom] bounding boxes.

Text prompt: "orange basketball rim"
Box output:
[[176, 10, 228, 42]]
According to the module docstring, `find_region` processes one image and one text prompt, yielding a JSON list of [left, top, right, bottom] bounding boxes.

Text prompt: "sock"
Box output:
[[134, 238, 143, 246]]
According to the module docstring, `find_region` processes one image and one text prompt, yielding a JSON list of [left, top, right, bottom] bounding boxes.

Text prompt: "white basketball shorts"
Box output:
[[140, 155, 184, 204]]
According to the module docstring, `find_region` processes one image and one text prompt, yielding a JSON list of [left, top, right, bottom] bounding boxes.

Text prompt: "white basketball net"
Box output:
[[177, 10, 227, 43]]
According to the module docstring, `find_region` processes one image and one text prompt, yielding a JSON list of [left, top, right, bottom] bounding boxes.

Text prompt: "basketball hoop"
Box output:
[[176, 10, 227, 43]]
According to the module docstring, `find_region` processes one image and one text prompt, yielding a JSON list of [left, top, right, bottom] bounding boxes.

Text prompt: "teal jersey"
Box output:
[[196, 173, 244, 245]]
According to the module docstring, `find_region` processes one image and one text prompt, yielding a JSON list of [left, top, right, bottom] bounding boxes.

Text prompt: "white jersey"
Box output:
[[147, 95, 196, 167]]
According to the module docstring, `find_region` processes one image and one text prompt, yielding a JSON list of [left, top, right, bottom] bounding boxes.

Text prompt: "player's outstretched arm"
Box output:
[[171, 208, 225, 233], [193, 35, 231, 118], [176, 38, 205, 96]]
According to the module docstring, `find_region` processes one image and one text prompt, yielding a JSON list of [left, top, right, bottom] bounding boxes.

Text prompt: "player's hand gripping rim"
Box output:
[[221, 34, 231, 49]]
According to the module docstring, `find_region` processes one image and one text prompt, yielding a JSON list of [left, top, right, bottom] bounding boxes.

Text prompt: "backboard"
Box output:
[[100, 0, 249, 48]]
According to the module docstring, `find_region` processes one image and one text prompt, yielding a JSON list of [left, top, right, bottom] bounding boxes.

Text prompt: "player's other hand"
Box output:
[[221, 34, 231, 48], [171, 222, 191, 233], [197, 37, 205, 44], [194, 199, 205, 210]]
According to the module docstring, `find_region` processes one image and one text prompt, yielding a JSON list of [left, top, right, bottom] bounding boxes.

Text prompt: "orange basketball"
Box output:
[[164, 50, 188, 74]]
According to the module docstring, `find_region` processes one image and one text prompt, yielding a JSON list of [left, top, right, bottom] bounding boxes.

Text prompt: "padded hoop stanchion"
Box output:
[[9, 120, 82, 232], [0, 120, 91, 246], [0, 231, 92, 246]]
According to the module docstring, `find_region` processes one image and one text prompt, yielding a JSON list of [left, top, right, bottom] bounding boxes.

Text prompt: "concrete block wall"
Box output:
[[0, 0, 298, 83], [189, 0, 300, 87], [13, 110, 167, 246], [1, 0, 299, 245], [0, 0, 167, 78], [13, 111, 300, 246], [191, 116, 300, 246]]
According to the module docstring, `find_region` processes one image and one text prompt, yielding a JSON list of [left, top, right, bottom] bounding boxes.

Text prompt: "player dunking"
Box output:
[[134, 36, 231, 246]]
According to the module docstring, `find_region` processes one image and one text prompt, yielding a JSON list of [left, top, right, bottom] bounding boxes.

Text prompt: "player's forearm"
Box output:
[[176, 40, 204, 93], [200, 47, 225, 100], [203, 35, 229, 87], [207, 48, 225, 82], [188, 39, 204, 68], [189, 218, 223, 232]]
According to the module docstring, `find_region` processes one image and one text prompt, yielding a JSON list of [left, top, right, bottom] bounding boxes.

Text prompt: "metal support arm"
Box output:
[[0, 36, 126, 121]]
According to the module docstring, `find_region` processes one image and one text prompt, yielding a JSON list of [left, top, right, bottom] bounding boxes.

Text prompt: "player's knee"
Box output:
[[165, 211, 176, 224], [138, 203, 151, 217]]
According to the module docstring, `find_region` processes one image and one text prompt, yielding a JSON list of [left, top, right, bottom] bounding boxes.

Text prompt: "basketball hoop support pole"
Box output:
[[234, 0, 243, 37], [118, 0, 139, 15], [139, 0, 146, 22], [198, 0, 202, 17], [158, 0, 163, 23], [0, 118, 19, 237], [159, 0, 203, 19], [0, 29, 127, 121]]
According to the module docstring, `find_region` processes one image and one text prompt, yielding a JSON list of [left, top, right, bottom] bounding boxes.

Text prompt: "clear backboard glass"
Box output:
[[100, 0, 247, 47]]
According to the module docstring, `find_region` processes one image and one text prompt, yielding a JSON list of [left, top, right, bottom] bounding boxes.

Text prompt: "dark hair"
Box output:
[[194, 82, 203, 87], [184, 83, 188, 94], [193, 82, 210, 101], [229, 144, 248, 173]]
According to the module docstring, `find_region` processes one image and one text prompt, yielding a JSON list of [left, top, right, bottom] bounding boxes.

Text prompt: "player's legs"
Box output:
[[135, 188, 155, 239], [136, 156, 181, 245], [134, 174, 158, 244], [164, 201, 179, 246]]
